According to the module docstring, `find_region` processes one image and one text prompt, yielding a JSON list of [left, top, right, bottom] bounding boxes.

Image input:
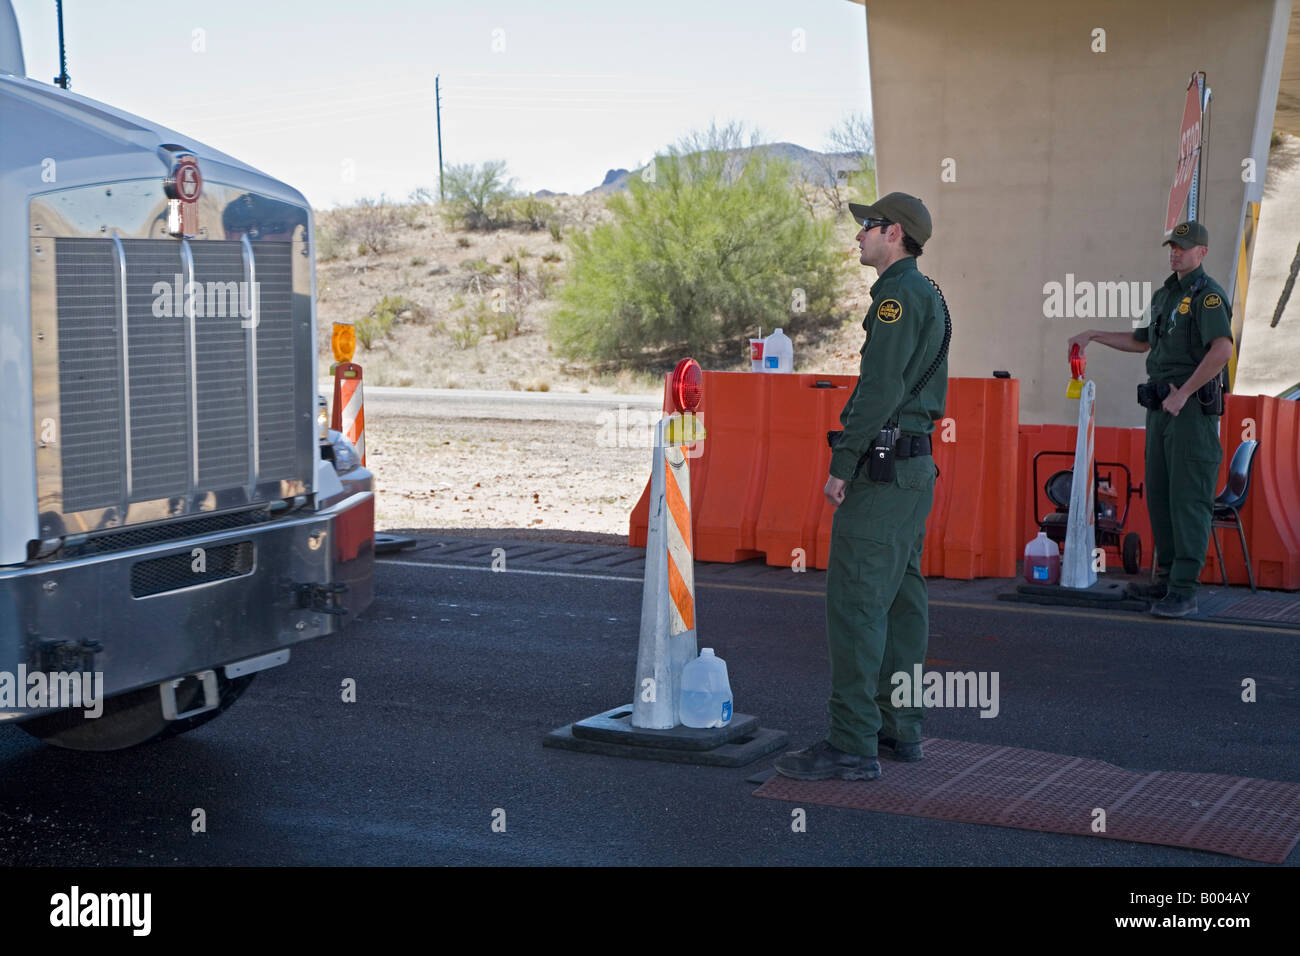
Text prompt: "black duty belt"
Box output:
[[895, 434, 932, 458]]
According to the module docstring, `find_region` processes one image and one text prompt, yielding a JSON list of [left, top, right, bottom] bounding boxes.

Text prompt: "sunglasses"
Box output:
[[858, 218, 892, 232]]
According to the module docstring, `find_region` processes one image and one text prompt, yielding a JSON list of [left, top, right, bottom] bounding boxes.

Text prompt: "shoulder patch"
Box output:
[[876, 299, 903, 323], [1203, 292, 1222, 309]]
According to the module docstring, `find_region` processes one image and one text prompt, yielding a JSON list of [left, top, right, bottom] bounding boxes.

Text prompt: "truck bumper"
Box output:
[[0, 491, 374, 719]]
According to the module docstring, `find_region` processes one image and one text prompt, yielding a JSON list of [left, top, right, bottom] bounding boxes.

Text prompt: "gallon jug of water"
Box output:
[[1024, 531, 1061, 584], [763, 328, 793, 373], [679, 648, 733, 728]]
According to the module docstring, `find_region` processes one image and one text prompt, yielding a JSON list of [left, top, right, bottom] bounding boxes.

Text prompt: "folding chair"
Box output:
[[1210, 440, 1260, 592]]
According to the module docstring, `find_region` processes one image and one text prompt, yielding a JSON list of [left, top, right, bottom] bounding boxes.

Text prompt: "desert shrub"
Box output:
[[333, 196, 401, 255], [451, 312, 484, 349], [376, 294, 426, 323], [442, 160, 517, 230], [354, 310, 393, 350], [503, 194, 555, 230], [354, 295, 426, 349], [455, 258, 501, 295], [550, 124, 843, 364], [398, 203, 423, 228], [315, 224, 344, 262], [535, 263, 560, 299], [487, 310, 520, 341]]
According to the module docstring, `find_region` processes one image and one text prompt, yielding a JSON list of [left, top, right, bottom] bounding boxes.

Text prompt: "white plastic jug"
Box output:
[[1023, 531, 1061, 585], [763, 328, 793, 373], [679, 648, 733, 728]]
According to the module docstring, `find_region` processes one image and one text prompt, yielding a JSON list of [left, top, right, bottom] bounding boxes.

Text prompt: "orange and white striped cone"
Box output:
[[331, 361, 365, 465], [631, 416, 698, 729]]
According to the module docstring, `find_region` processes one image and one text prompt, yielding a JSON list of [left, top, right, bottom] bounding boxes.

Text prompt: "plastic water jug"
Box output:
[[679, 648, 733, 728], [1024, 531, 1061, 584], [763, 328, 793, 373]]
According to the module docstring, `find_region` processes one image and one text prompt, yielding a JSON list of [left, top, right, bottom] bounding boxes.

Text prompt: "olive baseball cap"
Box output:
[[849, 192, 932, 247], [1164, 220, 1209, 249]]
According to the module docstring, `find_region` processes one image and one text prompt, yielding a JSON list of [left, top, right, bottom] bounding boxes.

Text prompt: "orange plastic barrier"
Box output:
[[754, 374, 857, 570], [688, 371, 769, 562], [632, 373, 1020, 579], [629, 372, 855, 564], [631, 374, 1300, 590], [1016, 424, 1150, 577], [917, 378, 1020, 579]]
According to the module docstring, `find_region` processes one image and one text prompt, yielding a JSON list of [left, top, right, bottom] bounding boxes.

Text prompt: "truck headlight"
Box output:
[[316, 396, 330, 441]]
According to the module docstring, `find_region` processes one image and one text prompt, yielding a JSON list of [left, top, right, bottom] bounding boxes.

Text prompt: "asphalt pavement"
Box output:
[[0, 534, 1296, 866]]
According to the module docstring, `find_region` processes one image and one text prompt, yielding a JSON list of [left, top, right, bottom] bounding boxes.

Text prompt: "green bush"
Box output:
[[503, 194, 555, 230], [487, 310, 520, 342], [315, 224, 343, 262], [355, 311, 393, 350], [334, 197, 401, 255], [535, 263, 560, 299], [550, 130, 843, 363], [442, 160, 517, 230], [354, 295, 425, 349], [456, 258, 501, 295], [451, 312, 484, 349], [375, 294, 426, 323]]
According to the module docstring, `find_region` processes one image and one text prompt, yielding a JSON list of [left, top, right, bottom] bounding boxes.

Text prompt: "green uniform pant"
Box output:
[[1144, 406, 1221, 597], [825, 455, 936, 757]]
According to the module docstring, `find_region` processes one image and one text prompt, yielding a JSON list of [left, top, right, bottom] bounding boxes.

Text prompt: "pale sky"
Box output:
[[12, 0, 871, 208]]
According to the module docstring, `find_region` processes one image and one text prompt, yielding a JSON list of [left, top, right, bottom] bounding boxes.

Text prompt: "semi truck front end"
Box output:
[[0, 2, 374, 749]]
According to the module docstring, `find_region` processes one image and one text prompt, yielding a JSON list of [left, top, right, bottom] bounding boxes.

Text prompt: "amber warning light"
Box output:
[[332, 322, 357, 365]]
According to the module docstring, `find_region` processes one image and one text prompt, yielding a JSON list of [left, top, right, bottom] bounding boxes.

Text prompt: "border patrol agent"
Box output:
[[1067, 221, 1234, 618], [775, 193, 949, 781]]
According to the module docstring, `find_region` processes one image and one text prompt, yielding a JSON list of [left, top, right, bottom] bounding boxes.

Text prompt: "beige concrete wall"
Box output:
[[862, 0, 1285, 426]]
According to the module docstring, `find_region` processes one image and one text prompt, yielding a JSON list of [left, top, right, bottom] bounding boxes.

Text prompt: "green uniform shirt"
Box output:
[[830, 257, 949, 481], [1132, 265, 1232, 386]]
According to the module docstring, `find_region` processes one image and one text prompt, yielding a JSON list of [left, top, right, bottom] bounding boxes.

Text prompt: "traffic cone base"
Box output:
[[543, 705, 789, 768]]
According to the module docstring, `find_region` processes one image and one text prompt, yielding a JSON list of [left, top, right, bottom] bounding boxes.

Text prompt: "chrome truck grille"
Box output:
[[31, 184, 314, 541]]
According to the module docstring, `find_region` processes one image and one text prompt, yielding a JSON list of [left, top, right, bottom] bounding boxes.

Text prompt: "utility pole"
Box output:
[[436, 75, 445, 203], [54, 0, 71, 89]]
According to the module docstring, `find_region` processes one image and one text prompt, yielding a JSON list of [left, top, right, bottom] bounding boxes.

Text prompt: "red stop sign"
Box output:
[[1165, 78, 1202, 234]]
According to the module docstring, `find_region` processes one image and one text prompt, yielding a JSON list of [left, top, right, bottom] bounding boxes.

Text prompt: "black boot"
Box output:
[[1125, 578, 1169, 601], [1150, 592, 1197, 618], [774, 740, 881, 781], [879, 736, 924, 762]]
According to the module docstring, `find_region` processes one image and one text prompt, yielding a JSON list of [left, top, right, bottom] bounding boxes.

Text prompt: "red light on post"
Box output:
[[1069, 343, 1086, 380], [670, 358, 702, 413]]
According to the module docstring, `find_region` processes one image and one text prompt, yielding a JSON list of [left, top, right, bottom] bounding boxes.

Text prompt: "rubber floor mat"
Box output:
[[1210, 594, 1300, 626], [753, 738, 1300, 863]]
